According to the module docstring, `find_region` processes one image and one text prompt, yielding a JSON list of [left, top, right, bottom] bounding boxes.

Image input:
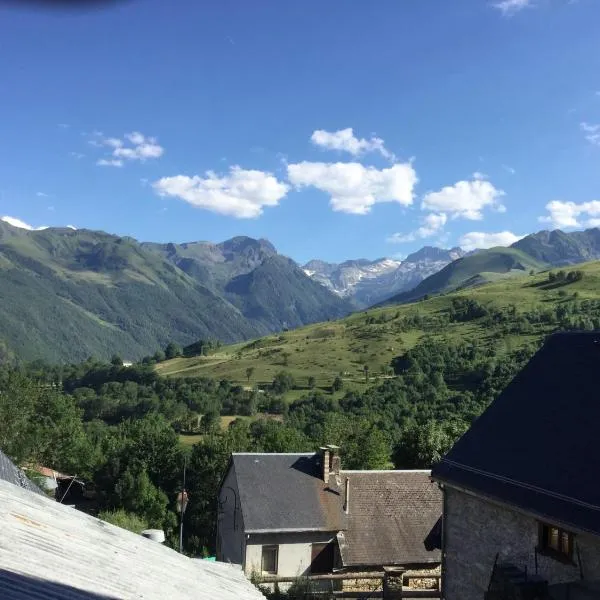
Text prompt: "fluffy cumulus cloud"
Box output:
[[581, 122, 600, 146], [458, 231, 524, 251], [387, 213, 447, 243], [539, 200, 600, 229], [310, 128, 395, 160], [492, 0, 532, 16], [93, 131, 164, 167], [1, 216, 47, 230], [153, 166, 289, 218], [421, 179, 505, 220], [287, 161, 417, 215]]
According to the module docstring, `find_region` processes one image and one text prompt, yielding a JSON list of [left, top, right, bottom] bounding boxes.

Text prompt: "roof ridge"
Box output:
[[232, 452, 315, 456], [341, 469, 432, 474]]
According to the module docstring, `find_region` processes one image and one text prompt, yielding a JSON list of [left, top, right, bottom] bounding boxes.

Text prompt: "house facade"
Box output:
[[217, 446, 441, 581], [432, 332, 600, 600]]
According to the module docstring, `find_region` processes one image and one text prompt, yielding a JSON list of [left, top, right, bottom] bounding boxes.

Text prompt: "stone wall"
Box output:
[[444, 486, 600, 600]]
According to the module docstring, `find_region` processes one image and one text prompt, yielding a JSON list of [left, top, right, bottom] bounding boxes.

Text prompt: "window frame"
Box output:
[[538, 522, 574, 563], [261, 545, 279, 575]]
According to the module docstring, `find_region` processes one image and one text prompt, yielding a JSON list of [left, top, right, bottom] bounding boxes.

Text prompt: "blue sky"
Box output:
[[1, 0, 599, 263]]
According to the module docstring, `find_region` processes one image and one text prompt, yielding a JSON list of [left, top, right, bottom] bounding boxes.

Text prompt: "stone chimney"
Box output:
[[327, 445, 341, 481]]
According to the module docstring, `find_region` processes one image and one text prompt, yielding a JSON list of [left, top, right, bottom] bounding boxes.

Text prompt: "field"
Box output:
[[158, 261, 600, 400]]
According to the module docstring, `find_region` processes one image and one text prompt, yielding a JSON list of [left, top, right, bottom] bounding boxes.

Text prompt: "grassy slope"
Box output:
[[158, 260, 600, 397]]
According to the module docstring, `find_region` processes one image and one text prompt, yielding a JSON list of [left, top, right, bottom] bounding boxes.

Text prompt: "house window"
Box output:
[[310, 542, 334, 574], [539, 523, 573, 561], [261, 545, 278, 574]]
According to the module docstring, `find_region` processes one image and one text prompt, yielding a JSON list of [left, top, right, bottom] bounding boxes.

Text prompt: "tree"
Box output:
[[110, 354, 123, 367], [331, 376, 343, 392], [363, 365, 369, 383], [393, 420, 467, 469], [201, 410, 220, 434], [99, 509, 149, 534], [281, 352, 290, 367], [164, 342, 183, 360], [271, 371, 296, 394], [246, 367, 255, 383], [307, 376, 316, 389]]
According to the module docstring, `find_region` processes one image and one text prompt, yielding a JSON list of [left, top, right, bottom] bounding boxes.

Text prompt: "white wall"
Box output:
[[244, 532, 337, 578], [216, 464, 245, 565]]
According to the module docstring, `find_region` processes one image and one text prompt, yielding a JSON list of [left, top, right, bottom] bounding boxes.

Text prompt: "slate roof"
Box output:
[[432, 332, 600, 536], [232, 453, 345, 532], [230, 454, 442, 568], [0, 477, 265, 599], [337, 471, 442, 567], [0, 450, 44, 495]]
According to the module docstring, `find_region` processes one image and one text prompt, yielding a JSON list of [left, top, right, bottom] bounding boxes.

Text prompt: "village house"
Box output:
[[432, 332, 600, 600], [216, 446, 441, 583]]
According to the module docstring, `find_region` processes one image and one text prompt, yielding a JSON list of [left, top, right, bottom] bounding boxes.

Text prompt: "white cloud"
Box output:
[[421, 179, 505, 220], [581, 122, 600, 146], [287, 161, 417, 215], [492, 0, 533, 16], [92, 131, 164, 167], [458, 231, 524, 251], [539, 200, 600, 229], [1, 216, 48, 231], [70, 152, 85, 159], [472, 171, 487, 180], [310, 128, 395, 160], [502, 164, 516, 175], [36, 192, 49, 198], [387, 213, 447, 243], [153, 166, 289, 219], [97, 158, 124, 168]]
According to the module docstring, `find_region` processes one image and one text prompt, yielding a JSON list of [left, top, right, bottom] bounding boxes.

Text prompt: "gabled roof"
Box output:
[[0, 450, 44, 495], [232, 453, 345, 533], [0, 478, 264, 599], [432, 332, 600, 536], [230, 454, 442, 568], [337, 471, 441, 567]]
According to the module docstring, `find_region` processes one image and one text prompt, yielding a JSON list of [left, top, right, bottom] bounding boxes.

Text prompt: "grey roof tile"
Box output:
[[338, 471, 442, 567], [0, 450, 44, 495], [432, 332, 600, 536], [232, 453, 345, 532]]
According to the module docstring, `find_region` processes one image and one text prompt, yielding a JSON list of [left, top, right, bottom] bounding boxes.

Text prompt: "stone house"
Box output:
[[216, 446, 441, 582], [432, 332, 600, 600]]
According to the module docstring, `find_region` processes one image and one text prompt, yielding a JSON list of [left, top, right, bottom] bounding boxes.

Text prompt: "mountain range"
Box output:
[[382, 228, 600, 305], [0, 223, 350, 363], [1, 219, 600, 364], [303, 246, 466, 308]]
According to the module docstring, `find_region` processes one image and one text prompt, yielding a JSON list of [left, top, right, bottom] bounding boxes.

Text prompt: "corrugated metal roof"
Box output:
[[0, 478, 265, 599]]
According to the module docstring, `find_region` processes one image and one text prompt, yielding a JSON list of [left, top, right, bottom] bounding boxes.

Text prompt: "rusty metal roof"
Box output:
[[0, 478, 265, 599]]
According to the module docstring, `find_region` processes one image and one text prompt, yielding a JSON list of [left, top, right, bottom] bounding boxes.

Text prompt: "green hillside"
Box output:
[[157, 259, 600, 397], [0, 224, 350, 363]]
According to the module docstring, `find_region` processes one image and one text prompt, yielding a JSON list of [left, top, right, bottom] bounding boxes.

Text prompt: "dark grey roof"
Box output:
[[0, 478, 265, 599], [337, 471, 442, 567], [232, 453, 345, 532], [0, 449, 44, 495], [432, 332, 600, 536]]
